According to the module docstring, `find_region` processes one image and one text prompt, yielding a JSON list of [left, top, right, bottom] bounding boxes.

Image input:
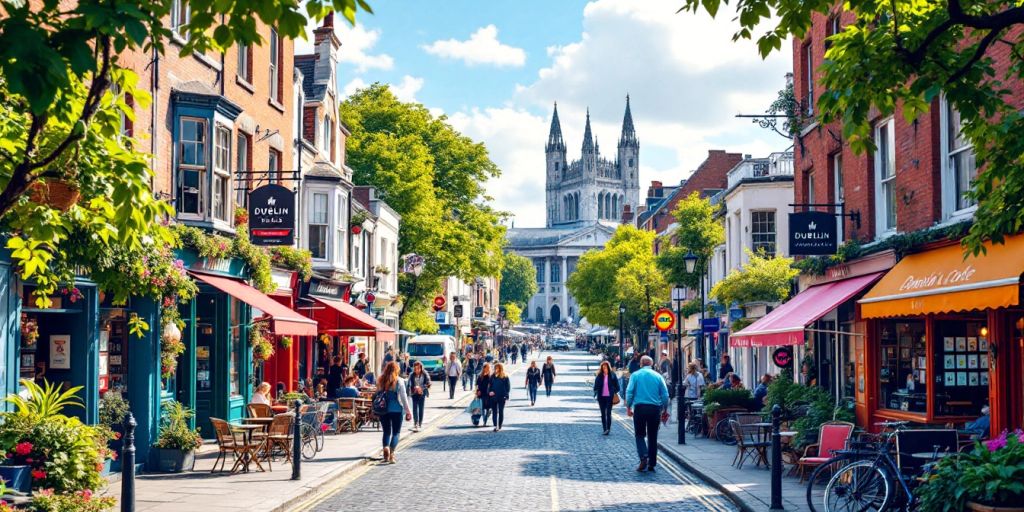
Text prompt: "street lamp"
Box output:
[[683, 251, 698, 274], [618, 303, 626, 364], [682, 251, 705, 368], [672, 286, 687, 445]]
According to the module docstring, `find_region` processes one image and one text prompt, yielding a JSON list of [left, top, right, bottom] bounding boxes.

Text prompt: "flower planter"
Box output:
[[154, 448, 194, 473], [28, 178, 80, 211], [0, 464, 31, 493], [967, 502, 1024, 512]]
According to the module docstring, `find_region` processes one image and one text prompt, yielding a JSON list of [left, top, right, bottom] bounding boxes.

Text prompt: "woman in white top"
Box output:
[[683, 363, 705, 400], [250, 381, 272, 406]]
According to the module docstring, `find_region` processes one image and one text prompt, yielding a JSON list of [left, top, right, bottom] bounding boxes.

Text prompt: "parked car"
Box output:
[[407, 335, 457, 379]]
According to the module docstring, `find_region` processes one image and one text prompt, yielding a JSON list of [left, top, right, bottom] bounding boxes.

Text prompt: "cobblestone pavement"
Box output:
[[303, 352, 737, 512]]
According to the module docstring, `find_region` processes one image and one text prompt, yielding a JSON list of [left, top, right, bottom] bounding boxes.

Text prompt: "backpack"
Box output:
[[371, 389, 389, 415]]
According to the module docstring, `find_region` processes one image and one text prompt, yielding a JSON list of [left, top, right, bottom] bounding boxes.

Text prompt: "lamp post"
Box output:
[[672, 286, 686, 445], [618, 303, 626, 364], [682, 251, 704, 368]]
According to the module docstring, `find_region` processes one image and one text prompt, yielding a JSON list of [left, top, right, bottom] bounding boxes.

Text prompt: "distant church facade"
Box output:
[[506, 98, 640, 325]]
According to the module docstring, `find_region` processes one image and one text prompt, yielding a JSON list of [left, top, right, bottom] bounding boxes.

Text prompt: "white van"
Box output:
[[406, 335, 457, 380]]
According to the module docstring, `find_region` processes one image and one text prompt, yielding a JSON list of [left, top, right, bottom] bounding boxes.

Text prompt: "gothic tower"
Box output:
[[618, 95, 640, 217], [545, 102, 567, 227]]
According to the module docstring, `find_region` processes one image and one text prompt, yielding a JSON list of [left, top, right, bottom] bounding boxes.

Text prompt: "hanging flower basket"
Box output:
[[29, 178, 81, 212], [350, 224, 363, 235]]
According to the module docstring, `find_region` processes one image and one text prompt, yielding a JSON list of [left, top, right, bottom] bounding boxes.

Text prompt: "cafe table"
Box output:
[[229, 423, 267, 473]]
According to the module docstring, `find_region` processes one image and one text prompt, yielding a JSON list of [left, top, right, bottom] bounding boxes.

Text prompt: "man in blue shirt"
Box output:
[[626, 355, 670, 472]]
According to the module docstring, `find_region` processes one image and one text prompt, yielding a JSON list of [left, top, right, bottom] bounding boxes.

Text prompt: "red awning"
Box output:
[[313, 297, 397, 343], [730, 272, 883, 348], [189, 271, 317, 337]]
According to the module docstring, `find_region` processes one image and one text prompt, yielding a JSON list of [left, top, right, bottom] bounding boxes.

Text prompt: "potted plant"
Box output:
[[249, 321, 274, 362], [350, 210, 369, 234], [97, 393, 129, 473], [702, 387, 754, 439], [918, 430, 1024, 511], [373, 265, 390, 276], [279, 336, 293, 350], [28, 177, 81, 212], [152, 402, 202, 473]]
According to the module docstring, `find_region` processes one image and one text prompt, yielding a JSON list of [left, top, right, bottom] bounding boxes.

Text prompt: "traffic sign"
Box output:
[[653, 308, 676, 332], [453, 304, 463, 318], [433, 295, 446, 308], [702, 318, 720, 333]]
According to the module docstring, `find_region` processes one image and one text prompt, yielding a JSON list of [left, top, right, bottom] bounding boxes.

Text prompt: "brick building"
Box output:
[[636, 150, 743, 236]]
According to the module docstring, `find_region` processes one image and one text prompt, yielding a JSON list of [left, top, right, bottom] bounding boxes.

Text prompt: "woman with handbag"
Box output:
[[407, 361, 431, 432], [525, 360, 542, 406], [593, 361, 620, 435], [475, 363, 493, 427]]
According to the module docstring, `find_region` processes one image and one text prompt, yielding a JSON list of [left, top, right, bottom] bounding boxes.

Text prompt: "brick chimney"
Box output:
[[621, 204, 634, 225], [647, 181, 663, 198], [312, 14, 340, 83]]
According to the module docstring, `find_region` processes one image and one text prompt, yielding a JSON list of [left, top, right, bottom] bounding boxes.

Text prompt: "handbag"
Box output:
[[611, 393, 621, 405], [466, 398, 483, 415]]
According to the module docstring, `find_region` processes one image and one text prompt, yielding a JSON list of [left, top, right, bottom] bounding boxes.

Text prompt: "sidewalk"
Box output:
[[103, 355, 540, 512], [656, 401, 811, 512]]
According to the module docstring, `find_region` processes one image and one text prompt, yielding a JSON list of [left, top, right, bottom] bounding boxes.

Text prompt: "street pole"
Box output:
[[676, 292, 686, 445], [618, 304, 625, 364], [699, 260, 706, 369]]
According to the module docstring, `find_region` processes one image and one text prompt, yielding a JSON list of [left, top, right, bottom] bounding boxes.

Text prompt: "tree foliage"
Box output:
[[677, 0, 1024, 254], [501, 302, 522, 325], [340, 84, 506, 330], [657, 192, 724, 290], [710, 249, 799, 306], [499, 253, 537, 310], [568, 225, 669, 335]]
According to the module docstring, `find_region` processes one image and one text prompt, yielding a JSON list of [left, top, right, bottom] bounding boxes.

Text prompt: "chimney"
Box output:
[[313, 13, 336, 47], [622, 204, 634, 224], [647, 181, 663, 198], [312, 15, 341, 83]]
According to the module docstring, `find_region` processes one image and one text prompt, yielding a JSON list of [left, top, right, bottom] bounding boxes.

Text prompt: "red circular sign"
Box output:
[[365, 292, 376, 304], [772, 347, 793, 367], [653, 308, 676, 332], [433, 295, 446, 308]]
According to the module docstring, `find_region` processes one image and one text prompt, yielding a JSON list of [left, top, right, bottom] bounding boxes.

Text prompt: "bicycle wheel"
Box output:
[[824, 460, 893, 512], [806, 454, 858, 512], [715, 419, 736, 445], [300, 423, 317, 461]]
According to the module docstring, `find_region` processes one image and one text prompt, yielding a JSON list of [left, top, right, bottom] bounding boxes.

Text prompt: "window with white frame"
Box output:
[[833, 153, 844, 242], [235, 132, 250, 207], [352, 233, 363, 274], [941, 96, 977, 215], [212, 126, 231, 222], [336, 194, 348, 267], [322, 116, 332, 154], [874, 118, 896, 235], [236, 44, 251, 83], [751, 210, 777, 256], [269, 28, 280, 102], [177, 117, 206, 215], [807, 171, 816, 204], [309, 193, 328, 259], [268, 148, 280, 183], [171, 0, 190, 39]]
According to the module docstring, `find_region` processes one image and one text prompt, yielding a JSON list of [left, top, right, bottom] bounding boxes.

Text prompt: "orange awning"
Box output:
[[859, 234, 1024, 318], [190, 271, 318, 336]]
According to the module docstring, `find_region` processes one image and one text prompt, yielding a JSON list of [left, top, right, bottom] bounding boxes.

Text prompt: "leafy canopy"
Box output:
[[676, 0, 1024, 254], [502, 302, 523, 325], [710, 249, 799, 306], [500, 253, 538, 310], [657, 192, 724, 290], [340, 84, 506, 330]]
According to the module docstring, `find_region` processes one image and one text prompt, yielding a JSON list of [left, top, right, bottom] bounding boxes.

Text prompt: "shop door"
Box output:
[[193, 317, 216, 430], [816, 320, 837, 395]]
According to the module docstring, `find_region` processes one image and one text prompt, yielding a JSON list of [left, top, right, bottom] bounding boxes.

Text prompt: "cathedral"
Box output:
[[506, 97, 641, 325]]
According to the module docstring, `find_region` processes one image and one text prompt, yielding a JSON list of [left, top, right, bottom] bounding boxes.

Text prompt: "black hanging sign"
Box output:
[[789, 211, 838, 255], [248, 184, 295, 246]]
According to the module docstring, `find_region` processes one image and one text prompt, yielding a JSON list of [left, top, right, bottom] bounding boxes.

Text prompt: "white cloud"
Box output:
[[295, 22, 393, 73], [341, 77, 368, 98], [422, 25, 527, 68], [340, 75, 424, 103]]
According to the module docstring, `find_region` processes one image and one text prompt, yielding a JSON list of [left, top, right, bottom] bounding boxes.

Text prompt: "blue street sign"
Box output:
[[660, 331, 669, 342], [702, 318, 720, 333], [729, 307, 744, 322]]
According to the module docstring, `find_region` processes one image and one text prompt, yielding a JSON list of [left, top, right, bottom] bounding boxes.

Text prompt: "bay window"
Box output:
[[212, 126, 231, 223], [177, 117, 206, 216], [309, 193, 328, 259], [874, 118, 896, 236]]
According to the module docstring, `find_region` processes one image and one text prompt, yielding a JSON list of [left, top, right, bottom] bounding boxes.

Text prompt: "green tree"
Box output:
[[657, 192, 724, 290], [499, 253, 538, 309], [0, 0, 372, 304], [340, 84, 506, 330], [501, 302, 522, 325], [568, 225, 669, 345], [677, 0, 1024, 254], [710, 250, 799, 306]]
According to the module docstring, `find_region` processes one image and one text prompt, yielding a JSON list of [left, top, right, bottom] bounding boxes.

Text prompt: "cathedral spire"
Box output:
[[619, 94, 638, 147], [546, 101, 565, 152], [582, 108, 595, 154]]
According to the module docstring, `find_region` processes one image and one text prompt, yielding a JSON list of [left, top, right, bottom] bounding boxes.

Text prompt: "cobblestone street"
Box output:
[[303, 353, 736, 512]]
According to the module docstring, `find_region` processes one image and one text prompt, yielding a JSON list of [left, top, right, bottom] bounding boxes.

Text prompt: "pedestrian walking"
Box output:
[[489, 363, 511, 432], [376, 361, 412, 464], [520, 343, 527, 362], [445, 351, 462, 399], [542, 356, 557, 397], [407, 361, 431, 432], [525, 360, 541, 406], [625, 356, 670, 472], [510, 346, 518, 365], [593, 361, 620, 435], [462, 353, 477, 391], [682, 362, 705, 400], [476, 363, 493, 427]]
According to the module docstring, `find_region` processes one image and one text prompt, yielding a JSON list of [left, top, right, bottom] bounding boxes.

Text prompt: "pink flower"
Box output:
[[80, 490, 93, 501], [987, 435, 1008, 452], [31, 469, 46, 480], [14, 442, 32, 456]]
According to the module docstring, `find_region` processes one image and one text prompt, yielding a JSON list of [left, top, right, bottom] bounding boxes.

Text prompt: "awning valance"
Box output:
[[314, 297, 397, 343], [859, 234, 1024, 318], [189, 271, 317, 337], [731, 272, 883, 348]]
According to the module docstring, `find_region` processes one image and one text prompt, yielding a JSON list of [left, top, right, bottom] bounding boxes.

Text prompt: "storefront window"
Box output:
[[933, 317, 988, 416], [878, 319, 926, 412], [229, 298, 241, 396]]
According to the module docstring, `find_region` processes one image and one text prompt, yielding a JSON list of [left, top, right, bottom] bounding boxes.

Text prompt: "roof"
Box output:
[[506, 222, 616, 249], [306, 162, 343, 180], [294, 55, 327, 101]]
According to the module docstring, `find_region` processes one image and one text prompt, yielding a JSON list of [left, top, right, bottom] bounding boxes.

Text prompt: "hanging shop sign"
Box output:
[[248, 184, 295, 246], [702, 318, 720, 333], [789, 211, 838, 255], [453, 304, 464, 318], [304, 276, 346, 300], [653, 308, 676, 332], [772, 346, 794, 368]]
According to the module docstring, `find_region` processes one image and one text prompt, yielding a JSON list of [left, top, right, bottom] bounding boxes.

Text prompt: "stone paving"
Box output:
[[305, 353, 736, 512]]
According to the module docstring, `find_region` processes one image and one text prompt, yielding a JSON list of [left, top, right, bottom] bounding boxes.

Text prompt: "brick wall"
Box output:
[[643, 150, 742, 234]]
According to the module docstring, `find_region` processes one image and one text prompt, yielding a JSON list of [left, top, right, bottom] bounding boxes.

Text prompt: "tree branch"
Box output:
[[946, 28, 1002, 84]]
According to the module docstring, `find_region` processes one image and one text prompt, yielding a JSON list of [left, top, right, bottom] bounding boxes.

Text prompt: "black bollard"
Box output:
[[120, 412, 137, 512], [769, 404, 784, 510], [679, 396, 687, 445], [291, 399, 302, 480]]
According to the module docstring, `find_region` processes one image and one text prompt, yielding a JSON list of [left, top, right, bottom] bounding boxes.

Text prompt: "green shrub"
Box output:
[[918, 431, 1024, 511], [97, 393, 130, 430], [0, 414, 106, 493], [789, 386, 854, 448], [702, 387, 753, 415], [153, 402, 202, 452], [32, 489, 117, 512]]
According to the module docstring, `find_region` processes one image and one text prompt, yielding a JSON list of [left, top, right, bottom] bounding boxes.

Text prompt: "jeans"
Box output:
[[544, 380, 553, 396], [381, 412, 404, 450], [461, 372, 472, 390], [490, 399, 506, 428], [633, 404, 661, 465], [411, 394, 425, 425], [528, 385, 538, 404], [598, 396, 613, 431], [448, 376, 459, 398]]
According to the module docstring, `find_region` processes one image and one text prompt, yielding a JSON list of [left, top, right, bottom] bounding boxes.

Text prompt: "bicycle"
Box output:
[[806, 421, 949, 512], [298, 403, 329, 461]]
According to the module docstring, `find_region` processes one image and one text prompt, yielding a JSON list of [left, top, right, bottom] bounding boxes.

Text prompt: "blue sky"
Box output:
[[298, 0, 793, 228]]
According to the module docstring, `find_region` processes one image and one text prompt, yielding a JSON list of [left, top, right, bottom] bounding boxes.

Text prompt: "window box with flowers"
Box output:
[[249, 320, 274, 362], [350, 211, 369, 235]]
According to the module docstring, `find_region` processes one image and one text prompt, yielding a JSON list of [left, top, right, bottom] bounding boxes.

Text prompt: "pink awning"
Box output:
[[189, 271, 317, 337], [730, 272, 883, 348], [314, 297, 397, 344]]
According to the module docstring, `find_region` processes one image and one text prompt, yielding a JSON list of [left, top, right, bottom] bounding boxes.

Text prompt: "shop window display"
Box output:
[[933, 317, 988, 416], [878, 320, 927, 412]]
